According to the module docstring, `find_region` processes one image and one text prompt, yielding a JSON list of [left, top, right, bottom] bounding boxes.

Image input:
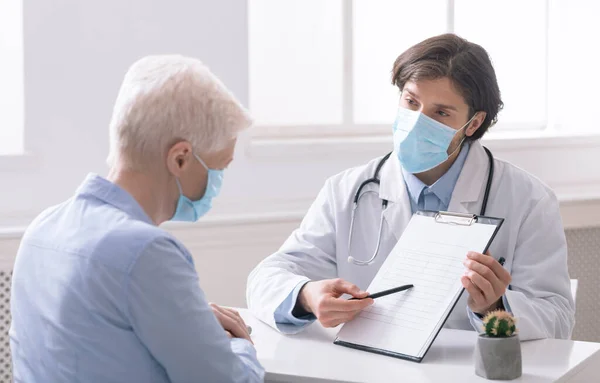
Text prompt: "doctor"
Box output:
[[247, 33, 575, 340]]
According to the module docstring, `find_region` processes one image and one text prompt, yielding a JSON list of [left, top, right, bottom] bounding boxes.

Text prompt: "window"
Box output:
[[548, 0, 600, 133], [0, 0, 25, 155], [453, 0, 547, 129], [248, 0, 344, 129], [248, 0, 599, 138], [352, 0, 448, 125]]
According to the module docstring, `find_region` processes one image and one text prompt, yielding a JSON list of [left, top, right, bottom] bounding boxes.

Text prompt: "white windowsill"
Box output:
[[246, 129, 600, 205], [0, 226, 28, 240], [3, 198, 599, 240], [2, 131, 600, 238], [482, 129, 600, 150], [0, 152, 40, 172], [247, 129, 600, 160]]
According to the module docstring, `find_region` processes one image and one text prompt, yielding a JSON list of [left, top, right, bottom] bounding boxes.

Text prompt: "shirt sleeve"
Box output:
[[125, 237, 264, 383], [273, 281, 316, 333]]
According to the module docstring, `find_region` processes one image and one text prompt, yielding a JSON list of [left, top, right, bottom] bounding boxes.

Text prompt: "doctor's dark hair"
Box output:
[[391, 33, 503, 141]]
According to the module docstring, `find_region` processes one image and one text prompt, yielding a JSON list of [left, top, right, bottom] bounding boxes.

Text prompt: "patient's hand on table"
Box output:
[[296, 279, 374, 328], [209, 303, 253, 343]]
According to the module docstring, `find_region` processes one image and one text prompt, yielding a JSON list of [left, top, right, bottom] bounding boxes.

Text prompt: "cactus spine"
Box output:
[[482, 310, 517, 337]]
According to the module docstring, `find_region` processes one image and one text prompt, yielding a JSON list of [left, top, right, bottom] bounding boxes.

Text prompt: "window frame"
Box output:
[[0, 0, 26, 159], [245, 2, 600, 209], [248, 0, 559, 142]]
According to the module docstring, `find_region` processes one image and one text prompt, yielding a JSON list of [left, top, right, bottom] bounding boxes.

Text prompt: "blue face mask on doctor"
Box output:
[[170, 153, 224, 222], [392, 106, 476, 174]]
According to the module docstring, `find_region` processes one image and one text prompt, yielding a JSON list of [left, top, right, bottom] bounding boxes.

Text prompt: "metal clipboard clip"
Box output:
[[434, 211, 477, 226]]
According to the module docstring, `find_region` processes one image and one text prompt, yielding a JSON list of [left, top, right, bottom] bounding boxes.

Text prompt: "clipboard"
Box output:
[[334, 210, 504, 363]]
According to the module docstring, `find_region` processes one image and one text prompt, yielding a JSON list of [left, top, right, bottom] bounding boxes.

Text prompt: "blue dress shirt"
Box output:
[[10, 174, 264, 383], [402, 142, 470, 214]]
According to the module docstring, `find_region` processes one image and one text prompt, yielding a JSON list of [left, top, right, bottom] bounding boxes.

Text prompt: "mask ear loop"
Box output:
[[174, 152, 204, 198], [193, 153, 209, 171], [175, 178, 184, 194], [448, 112, 478, 157], [175, 152, 203, 199]]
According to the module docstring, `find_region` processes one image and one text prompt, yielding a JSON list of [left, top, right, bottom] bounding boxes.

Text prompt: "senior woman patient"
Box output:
[[10, 55, 264, 383]]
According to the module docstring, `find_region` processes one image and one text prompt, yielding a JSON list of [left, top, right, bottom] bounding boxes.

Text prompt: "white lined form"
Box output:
[[336, 213, 501, 360]]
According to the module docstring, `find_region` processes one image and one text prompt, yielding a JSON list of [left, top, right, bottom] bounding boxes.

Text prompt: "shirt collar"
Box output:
[[75, 173, 154, 225], [402, 142, 471, 207]]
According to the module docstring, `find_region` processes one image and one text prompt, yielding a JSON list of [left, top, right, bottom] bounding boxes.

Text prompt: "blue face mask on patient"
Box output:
[[170, 154, 224, 222], [392, 106, 475, 174]]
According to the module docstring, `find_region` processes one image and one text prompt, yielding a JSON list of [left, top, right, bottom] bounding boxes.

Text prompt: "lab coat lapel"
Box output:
[[448, 141, 489, 215], [378, 141, 490, 242], [379, 154, 412, 242]]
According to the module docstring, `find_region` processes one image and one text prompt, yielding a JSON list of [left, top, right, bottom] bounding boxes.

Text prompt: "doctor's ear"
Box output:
[[166, 141, 193, 177], [465, 111, 487, 137]]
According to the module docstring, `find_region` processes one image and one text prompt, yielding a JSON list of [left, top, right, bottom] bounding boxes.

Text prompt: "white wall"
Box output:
[[1, 0, 249, 224], [1, 0, 600, 308]]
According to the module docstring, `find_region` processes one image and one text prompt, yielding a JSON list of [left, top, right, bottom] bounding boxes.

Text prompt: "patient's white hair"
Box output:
[[107, 55, 252, 170]]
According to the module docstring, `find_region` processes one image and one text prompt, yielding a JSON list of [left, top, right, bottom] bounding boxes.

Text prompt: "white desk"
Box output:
[[239, 309, 600, 383]]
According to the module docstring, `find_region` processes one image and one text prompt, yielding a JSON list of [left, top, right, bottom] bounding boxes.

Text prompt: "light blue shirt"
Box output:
[[10, 174, 264, 383], [402, 142, 470, 214], [275, 142, 509, 331]]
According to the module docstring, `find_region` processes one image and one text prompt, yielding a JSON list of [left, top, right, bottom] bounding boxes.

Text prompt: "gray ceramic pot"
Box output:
[[474, 334, 522, 380]]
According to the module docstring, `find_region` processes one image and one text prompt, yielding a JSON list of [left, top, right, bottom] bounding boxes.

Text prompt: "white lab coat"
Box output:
[[247, 141, 575, 340]]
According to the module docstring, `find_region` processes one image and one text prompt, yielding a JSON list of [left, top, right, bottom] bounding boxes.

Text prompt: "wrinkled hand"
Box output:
[[210, 303, 252, 343], [298, 278, 374, 328], [461, 252, 511, 315]]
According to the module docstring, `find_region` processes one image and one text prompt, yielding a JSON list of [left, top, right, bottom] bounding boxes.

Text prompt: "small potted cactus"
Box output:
[[474, 310, 522, 380]]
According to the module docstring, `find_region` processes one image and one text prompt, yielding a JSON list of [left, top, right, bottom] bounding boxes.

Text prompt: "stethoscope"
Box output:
[[347, 147, 494, 266]]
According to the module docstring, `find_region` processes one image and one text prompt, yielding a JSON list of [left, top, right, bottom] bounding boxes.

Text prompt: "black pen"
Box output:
[[498, 257, 506, 266], [348, 284, 414, 300]]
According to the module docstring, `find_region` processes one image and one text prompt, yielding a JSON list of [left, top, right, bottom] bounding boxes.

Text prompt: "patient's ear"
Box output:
[[166, 141, 192, 177]]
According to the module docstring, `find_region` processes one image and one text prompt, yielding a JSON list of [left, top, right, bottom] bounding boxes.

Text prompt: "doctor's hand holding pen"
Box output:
[[293, 279, 374, 328]]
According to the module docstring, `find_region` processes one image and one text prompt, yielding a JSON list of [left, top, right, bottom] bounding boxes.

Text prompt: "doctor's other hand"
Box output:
[[297, 278, 374, 328], [461, 251, 512, 315], [209, 303, 253, 344]]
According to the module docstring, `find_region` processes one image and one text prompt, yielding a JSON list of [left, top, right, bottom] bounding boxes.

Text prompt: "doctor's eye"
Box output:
[[437, 110, 450, 117], [405, 97, 418, 106]]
